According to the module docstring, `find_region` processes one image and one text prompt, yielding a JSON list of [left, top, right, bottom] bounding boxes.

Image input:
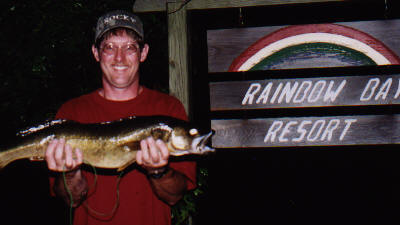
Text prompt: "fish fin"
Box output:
[[29, 156, 45, 161], [117, 159, 135, 172], [117, 165, 127, 172], [117, 152, 137, 172]]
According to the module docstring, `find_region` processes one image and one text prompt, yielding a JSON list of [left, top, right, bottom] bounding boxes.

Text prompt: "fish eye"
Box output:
[[189, 128, 198, 136]]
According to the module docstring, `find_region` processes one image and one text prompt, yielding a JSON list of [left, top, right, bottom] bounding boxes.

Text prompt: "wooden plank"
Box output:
[[211, 114, 400, 148], [168, 2, 190, 115], [133, 0, 349, 12], [210, 74, 400, 111]]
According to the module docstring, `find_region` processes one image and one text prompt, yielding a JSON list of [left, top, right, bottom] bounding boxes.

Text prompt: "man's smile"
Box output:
[[112, 65, 129, 70]]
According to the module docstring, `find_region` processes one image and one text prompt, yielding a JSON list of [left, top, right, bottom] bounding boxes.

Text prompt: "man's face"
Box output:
[[92, 31, 149, 89]]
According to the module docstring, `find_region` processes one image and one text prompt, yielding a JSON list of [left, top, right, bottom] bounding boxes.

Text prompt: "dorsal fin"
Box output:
[[17, 119, 67, 137]]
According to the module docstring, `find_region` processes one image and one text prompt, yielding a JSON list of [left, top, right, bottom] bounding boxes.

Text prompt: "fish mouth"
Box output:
[[193, 131, 215, 154]]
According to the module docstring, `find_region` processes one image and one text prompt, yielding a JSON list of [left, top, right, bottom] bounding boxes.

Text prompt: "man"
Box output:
[[45, 10, 196, 225]]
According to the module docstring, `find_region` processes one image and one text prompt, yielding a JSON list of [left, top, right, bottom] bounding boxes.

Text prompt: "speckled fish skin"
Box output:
[[0, 116, 214, 171]]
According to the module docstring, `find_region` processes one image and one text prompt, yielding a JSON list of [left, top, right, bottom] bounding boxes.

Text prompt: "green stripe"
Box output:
[[250, 42, 377, 71]]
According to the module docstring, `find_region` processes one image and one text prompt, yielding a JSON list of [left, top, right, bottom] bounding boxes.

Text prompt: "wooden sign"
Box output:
[[211, 114, 400, 147], [210, 74, 400, 111], [208, 20, 400, 72], [207, 21, 400, 148]]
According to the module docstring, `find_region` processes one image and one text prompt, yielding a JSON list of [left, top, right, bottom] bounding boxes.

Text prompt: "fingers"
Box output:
[[156, 139, 169, 162], [137, 137, 169, 168], [54, 138, 65, 169], [45, 138, 82, 172], [136, 151, 143, 165], [147, 137, 160, 163], [75, 147, 83, 166], [45, 139, 58, 170], [139, 137, 151, 163], [65, 143, 73, 168]]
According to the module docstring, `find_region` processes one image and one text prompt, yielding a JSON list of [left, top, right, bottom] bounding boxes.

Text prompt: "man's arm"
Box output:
[[53, 169, 88, 207], [147, 166, 188, 205], [46, 139, 88, 207], [137, 137, 190, 205]]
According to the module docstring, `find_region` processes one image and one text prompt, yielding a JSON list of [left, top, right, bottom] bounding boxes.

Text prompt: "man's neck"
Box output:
[[99, 84, 143, 101]]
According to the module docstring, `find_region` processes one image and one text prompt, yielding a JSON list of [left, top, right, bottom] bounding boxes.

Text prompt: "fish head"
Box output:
[[168, 127, 215, 156]]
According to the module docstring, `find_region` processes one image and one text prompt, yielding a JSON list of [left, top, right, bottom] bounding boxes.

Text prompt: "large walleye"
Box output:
[[0, 116, 214, 171]]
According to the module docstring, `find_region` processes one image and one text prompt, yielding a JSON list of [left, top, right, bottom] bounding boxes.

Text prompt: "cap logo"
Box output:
[[103, 14, 136, 25], [95, 11, 144, 43]]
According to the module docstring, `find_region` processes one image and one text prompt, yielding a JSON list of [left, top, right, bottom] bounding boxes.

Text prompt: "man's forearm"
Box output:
[[54, 169, 88, 207], [148, 168, 188, 205]]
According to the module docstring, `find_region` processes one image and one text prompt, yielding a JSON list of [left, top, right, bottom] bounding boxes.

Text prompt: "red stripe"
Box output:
[[228, 24, 400, 71]]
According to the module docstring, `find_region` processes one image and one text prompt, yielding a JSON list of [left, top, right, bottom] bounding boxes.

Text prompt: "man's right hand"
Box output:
[[45, 138, 83, 172]]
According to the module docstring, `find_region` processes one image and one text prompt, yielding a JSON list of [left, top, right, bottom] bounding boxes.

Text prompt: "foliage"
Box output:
[[172, 166, 209, 225], [0, 0, 205, 224]]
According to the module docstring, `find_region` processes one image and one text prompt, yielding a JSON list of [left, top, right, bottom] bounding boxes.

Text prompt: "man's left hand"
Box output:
[[136, 137, 170, 172]]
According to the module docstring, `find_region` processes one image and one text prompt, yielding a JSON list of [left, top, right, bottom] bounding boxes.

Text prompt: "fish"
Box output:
[[0, 116, 214, 171]]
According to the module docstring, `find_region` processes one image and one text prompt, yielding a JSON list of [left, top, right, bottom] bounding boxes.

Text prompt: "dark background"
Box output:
[[2, 1, 400, 225], [190, 1, 400, 225], [0, 1, 170, 224]]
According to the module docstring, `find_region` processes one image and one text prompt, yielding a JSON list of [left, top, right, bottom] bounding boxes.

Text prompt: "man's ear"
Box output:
[[92, 45, 100, 62], [140, 44, 149, 63]]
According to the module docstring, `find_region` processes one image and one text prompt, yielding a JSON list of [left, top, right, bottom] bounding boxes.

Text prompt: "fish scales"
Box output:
[[0, 116, 214, 171]]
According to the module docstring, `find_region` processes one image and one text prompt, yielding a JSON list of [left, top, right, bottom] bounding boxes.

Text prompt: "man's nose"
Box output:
[[114, 47, 124, 61]]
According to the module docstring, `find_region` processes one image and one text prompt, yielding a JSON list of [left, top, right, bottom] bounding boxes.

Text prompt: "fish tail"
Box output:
[[0, 146, 39, 169], [0, 150, 18, 169]]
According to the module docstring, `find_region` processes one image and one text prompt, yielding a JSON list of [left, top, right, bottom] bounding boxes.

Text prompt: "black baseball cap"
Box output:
[[94, 10, 144, 45]]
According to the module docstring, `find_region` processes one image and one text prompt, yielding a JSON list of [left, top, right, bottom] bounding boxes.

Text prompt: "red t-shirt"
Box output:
[[52, 87, 196, 225]]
